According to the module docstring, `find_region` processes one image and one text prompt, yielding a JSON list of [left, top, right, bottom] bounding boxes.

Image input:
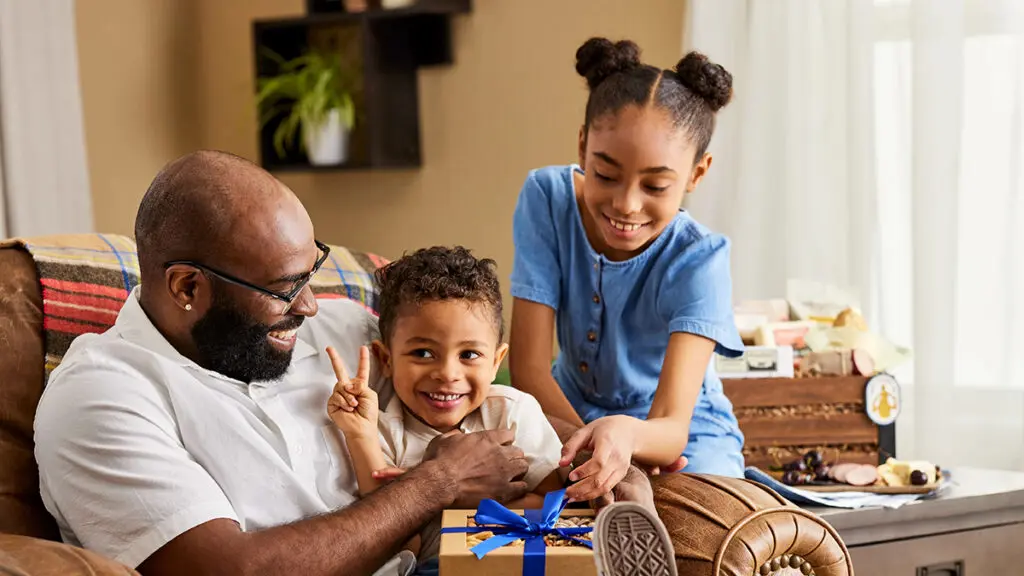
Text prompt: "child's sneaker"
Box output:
[[593, 502, 678, 576]]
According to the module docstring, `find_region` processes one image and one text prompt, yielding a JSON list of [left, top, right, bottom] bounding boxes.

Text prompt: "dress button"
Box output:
[[587, 331, 597, 342], [579, 362, 589, 373], [592, 293, 601, 304]]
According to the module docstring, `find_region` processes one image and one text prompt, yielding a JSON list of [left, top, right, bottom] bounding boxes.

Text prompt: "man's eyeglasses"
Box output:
[[164, 240, 331, 313]]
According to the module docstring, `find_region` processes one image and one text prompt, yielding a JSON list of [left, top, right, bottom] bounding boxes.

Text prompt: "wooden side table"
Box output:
[[809, 468, 1024, 574]]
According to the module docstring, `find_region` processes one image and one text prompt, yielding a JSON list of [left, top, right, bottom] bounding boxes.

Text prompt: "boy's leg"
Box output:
[[415, 516, 443, 565], [411, 557, 438, 576]]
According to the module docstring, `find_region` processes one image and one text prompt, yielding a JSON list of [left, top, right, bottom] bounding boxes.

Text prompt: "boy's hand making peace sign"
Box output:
[[326, 345, 379, 440]]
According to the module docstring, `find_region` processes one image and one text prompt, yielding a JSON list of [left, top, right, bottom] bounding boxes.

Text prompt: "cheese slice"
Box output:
[[888, 459, 937, 484], [876, 465, 904, 487]]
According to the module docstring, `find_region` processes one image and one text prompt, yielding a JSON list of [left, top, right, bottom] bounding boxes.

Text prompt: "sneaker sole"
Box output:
[[593, 502, 678, 576]]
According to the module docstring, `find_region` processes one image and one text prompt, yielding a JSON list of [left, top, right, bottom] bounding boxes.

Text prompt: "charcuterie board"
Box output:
[[768, 452, 948, 494], [797, 481, 940, 494]]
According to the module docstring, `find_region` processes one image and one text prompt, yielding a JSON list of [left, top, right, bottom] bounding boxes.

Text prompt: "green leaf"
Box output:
[[339, 93, 355, 130], [255, 47, 357, 159]]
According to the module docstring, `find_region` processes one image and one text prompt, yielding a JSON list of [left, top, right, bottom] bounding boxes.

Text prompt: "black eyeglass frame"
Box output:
[[163, 240, 331, 307]]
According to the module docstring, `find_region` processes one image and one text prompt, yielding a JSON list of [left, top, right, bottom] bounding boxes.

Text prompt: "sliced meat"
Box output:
[[829, 463, 859, 483], [845, 464, 879, 486]]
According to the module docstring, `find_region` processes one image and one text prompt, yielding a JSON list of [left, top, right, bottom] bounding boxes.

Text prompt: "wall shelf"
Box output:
[[253, 0, 471, 172], [303, 0, 470, 20]]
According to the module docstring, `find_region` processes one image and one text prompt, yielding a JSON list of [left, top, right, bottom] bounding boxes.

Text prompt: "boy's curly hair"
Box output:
[[375, 246, 504, 344]]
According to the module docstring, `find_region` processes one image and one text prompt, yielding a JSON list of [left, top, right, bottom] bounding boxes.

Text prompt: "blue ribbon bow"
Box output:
[[441, 488, 593, 575]]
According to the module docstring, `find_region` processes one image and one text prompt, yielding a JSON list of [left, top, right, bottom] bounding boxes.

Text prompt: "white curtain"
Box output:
[[687, 0, 1024, 470], [0, 0, 92, 238]]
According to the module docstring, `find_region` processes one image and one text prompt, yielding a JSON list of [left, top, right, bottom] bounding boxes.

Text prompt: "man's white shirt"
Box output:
[[34, 290, 412, 573]]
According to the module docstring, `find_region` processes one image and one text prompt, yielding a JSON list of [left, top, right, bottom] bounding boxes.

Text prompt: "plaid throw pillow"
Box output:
[[0, 234, 387, 380]]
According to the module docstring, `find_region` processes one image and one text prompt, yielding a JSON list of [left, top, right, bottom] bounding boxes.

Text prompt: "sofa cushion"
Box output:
[[6, 235, 141, 381], [0, 247, 58, 539], [0, 534, 137, 575], [310, 243, 388, 312]]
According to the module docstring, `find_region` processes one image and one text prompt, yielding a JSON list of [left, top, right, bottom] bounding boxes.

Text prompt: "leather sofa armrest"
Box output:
[[0, 534, 138, 576], [652, 473, 853, 576]]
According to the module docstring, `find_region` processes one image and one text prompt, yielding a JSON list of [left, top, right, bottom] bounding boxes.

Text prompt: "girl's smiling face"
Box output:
[[578, 104, 712, 261]]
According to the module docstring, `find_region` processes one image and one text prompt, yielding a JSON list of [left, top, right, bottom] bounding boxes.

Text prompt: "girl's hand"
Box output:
[[326, 346, 379, 440], [559, 415, 638, 502]]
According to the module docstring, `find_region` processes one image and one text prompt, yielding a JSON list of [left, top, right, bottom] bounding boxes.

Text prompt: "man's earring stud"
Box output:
[[185, 304, 192, 311]]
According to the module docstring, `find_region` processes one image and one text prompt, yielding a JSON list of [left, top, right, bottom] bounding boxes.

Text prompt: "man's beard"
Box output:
[[191, 287, 304, 383]]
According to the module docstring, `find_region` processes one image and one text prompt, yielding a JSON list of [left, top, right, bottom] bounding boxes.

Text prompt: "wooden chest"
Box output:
[[722, 376, 896, 470]]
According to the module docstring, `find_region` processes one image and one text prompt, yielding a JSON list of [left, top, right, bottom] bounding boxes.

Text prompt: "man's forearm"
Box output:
[[241, 460, 454, 576]]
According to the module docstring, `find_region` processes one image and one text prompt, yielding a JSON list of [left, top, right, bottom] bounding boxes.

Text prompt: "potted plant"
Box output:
[[256, 49, 356, 166]]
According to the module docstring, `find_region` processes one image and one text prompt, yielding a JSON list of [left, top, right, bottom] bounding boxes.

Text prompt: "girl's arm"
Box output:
[[631, 332, 715, 463], [561, 333, 713, 501], [509, 298, 584, 427]]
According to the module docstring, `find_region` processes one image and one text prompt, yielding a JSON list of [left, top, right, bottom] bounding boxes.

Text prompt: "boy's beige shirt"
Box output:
[[376, 385, 563, 491]]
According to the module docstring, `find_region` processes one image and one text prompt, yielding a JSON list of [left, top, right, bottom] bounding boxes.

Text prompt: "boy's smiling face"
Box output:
[[374, 299, 508, 432]]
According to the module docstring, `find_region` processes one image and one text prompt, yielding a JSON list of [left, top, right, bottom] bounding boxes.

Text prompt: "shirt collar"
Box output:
[[115, 286, 318, 380], [381, 384, 473, 438]]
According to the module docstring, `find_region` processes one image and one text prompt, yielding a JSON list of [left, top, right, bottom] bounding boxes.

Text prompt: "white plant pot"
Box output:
[[304, 108, 349, 166]]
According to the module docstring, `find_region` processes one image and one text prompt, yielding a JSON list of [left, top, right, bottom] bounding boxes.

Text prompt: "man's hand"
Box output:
[[424, 429, 530, 508], [326, 346, 378, 440]]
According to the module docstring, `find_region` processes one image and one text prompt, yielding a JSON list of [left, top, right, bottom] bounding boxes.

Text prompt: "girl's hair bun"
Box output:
[[575, 37, 642, 90], [674, 51, 733, 112]]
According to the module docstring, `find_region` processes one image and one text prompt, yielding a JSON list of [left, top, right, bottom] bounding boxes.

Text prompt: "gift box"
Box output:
[[438, 490, 596, 576]]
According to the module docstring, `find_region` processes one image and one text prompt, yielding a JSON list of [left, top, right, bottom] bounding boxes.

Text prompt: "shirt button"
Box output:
[[587, 331, 597, 342], [592, 293, 601, 304], [295, 444, 303, 455], [579, 362, 589, 373], [593, 262, 599, 270]]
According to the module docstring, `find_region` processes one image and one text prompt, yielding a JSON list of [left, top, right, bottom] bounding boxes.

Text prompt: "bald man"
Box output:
[[33, 151, 660, 576]]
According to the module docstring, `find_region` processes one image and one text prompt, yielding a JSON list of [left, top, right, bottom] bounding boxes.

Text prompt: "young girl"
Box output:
[[509, 38, 745, 501]]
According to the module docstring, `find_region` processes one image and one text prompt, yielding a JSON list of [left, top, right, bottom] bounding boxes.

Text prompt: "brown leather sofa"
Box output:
[[0, 239, 854, 575]]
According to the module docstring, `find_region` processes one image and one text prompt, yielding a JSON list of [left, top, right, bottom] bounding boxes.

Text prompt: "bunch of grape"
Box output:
[[780, 450, 829, 486]]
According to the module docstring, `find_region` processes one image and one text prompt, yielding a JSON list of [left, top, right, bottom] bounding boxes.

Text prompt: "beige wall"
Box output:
[[76, 0, 201, 234], [76, 0, 685, 311]]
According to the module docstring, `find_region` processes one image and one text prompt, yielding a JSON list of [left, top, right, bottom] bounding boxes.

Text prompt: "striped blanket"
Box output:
[[0, 234, 387, 379]]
